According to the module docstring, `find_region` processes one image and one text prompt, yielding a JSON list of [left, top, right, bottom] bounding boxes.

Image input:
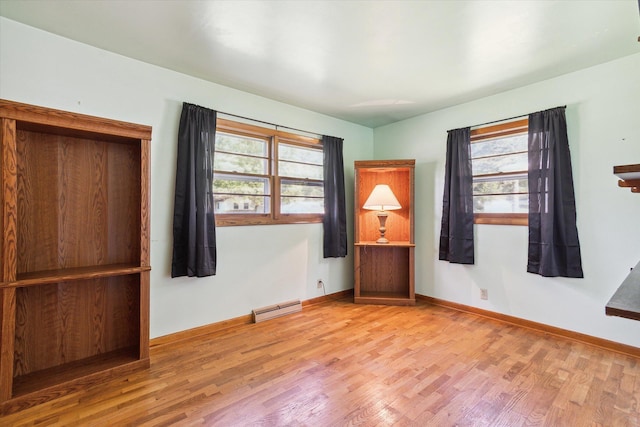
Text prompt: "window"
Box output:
[[213, 118, 324, 226], [471, 118, 528, 225]]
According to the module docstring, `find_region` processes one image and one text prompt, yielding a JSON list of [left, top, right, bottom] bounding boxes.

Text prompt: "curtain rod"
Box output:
[[216, 110, 341, 141], [449, 105, 567, 132]]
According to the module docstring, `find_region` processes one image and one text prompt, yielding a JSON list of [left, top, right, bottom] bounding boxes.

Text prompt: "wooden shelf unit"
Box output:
[[0, 99, 151, 414], [606, 164, 640, 321], [606, 259, 640, 321], [354, 160, 415, 306], [614, 164, 640, 193]]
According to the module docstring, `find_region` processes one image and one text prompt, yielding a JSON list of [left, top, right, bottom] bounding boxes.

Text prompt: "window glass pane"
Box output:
[[279, 161, 323, 180], [281, 180, 324, 214], [213, 174, 270, 195], [214, 195, 270, 214], [213, 173, 270, 214], [473, 176, 528, 195], [279, 144, 323, 165], [213, 120, 324, 224], [281, 197, 324, 214], [473, 194, 528, 213], [471, 134, 527, 159], [215, 152, 268, 174], [472, 152, 527, 176], [216, 133, 267, 156], [281, 180, 324, 197]]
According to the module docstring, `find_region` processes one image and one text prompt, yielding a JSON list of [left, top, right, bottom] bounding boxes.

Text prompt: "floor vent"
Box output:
[[252, 300, 302, 323]]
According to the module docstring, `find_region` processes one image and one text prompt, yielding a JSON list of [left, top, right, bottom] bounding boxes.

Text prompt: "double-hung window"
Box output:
[[471, 118, 529, 225], [213, 119, 324, 226]]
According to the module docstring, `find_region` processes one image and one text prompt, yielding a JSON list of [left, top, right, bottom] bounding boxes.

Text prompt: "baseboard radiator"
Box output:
[[252, 300, 302, 323]]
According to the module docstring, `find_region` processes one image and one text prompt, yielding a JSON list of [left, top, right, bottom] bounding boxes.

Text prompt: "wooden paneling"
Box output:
[[356, 168, 412, 243], [107, 141, 141, 265], [16, 131, 142, 273], [15, 130, 60, 273], [13, 276, 139, 376], [0, 99, 151, 141], [359, 246, 410, 294]]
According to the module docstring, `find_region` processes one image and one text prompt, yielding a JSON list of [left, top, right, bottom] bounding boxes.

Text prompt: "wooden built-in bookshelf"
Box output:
[[354, 160, 415, 306], [0, 99, 151, 414], [606, 164, 640, 321], [614, 164, 640, 193]]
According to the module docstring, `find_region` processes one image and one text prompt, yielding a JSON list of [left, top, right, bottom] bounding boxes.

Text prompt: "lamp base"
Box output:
[[376, 211, 390, 244]]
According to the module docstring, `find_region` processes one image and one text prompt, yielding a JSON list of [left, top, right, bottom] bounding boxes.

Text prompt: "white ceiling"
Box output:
[[1, 0, 639, 128]]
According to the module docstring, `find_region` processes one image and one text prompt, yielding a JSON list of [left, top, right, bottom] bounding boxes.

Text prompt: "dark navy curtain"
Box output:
[[439, 127, 474, 264], [322, 135, 347, 258], [171, 103, 217, 277], [527, 107, 583, 278]]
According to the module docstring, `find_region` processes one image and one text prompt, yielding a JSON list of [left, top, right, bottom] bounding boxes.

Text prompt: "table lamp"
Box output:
[[363, 184, 401, 244]]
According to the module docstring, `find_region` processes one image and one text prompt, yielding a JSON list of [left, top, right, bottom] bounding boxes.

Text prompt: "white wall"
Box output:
[[374, 53, 640, 347], [0, 18, 374, 338]]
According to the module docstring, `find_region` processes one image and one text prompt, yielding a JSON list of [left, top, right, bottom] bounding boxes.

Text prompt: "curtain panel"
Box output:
[[322, 135, 348, 258], [527, 107, 583, 278], [439, 127, 475, 264], [171, 103, 218, 277]]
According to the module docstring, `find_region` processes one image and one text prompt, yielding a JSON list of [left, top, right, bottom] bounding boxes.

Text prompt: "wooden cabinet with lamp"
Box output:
[[353, 159, 415, 305]]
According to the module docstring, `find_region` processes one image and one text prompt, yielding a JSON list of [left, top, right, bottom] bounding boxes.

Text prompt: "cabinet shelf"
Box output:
[[606, 260, 640, 321], [12, 347, 143, 398], [4, 264, 151, 288], [355, 241, 415, 247]]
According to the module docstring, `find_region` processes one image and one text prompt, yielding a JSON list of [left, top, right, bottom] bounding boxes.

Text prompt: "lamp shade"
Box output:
[[363, 184, 401, 211]]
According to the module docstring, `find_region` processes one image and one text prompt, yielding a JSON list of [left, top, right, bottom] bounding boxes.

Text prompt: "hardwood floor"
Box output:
[[3, 299, 640, 426]]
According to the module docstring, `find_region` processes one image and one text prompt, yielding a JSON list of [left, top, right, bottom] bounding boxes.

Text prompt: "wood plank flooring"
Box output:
[[3, 299, 640, 426]]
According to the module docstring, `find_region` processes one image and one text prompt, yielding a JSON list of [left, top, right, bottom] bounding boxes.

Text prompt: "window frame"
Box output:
[[471, 118, 529, 226], [214, 118, 324, 227]]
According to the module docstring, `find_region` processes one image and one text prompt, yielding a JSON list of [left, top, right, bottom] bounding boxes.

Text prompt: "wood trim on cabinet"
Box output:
[[354, 159, 416, 169], [139, 271, 150, 360], [0, 99, 151, 141], [0, 288, 16, 401], [140, 139, 151, 266], [1, 118, 17, 283]]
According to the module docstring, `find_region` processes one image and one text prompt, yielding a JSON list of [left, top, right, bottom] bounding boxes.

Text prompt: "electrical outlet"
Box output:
[[317, 280, 324, 289], [480, 289, 488, 300]]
